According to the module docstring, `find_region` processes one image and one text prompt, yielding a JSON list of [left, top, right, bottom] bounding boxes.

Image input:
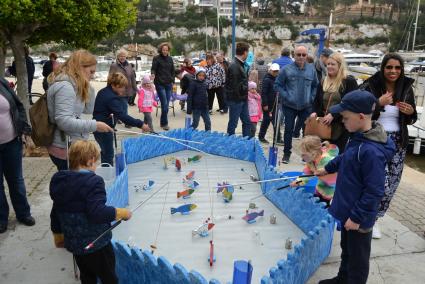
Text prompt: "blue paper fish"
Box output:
[[170, 204, 197, 215], [185, 180, 199, 190], [242, 210, 264, 223]]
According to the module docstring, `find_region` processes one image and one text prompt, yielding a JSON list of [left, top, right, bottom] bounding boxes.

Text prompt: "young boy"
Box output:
[[187, 68, 211, 131], [316, 90, 395, 284], [50, 140, 132, 284]]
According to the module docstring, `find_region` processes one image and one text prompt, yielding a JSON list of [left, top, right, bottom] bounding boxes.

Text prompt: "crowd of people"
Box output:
[[0, 42, 419, 284]]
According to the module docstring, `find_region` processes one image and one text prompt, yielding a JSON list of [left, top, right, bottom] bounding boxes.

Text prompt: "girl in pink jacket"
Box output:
[[247, 81, 262, 137], [137, 75, 157, 131]]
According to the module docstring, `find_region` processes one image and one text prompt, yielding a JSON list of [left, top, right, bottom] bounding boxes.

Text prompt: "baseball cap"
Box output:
[[321, 48, 333, 57], [270, 63, 280, 71], [329, 90, 377, 114]]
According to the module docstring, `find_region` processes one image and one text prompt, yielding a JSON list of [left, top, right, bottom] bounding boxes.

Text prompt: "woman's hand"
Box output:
[[344, 218, 360, 231], [310, 112, 317, 118], [141, 124, 150, 132], [96, 121, 113, 132], [379, 91, 393, 107], [397, 102, 415, 115], [322, 113, 334, 125]]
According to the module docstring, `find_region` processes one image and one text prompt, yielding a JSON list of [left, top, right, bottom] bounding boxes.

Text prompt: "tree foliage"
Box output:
[[0, 0, 137, 109]]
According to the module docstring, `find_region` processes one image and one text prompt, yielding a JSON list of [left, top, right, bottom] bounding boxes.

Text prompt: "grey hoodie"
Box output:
[[47, 74, 97, 148]]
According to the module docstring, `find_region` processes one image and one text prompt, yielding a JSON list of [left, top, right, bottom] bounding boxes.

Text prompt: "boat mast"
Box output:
[[217, 0, 221, 52], [412, 0, 421, 51]]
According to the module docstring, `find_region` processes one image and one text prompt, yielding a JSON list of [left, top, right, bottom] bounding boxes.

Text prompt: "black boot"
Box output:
[[318, 276, 346, 284]]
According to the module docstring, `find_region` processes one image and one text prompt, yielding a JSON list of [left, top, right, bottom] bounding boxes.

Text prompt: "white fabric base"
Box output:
[[113, 150, 305, 283]]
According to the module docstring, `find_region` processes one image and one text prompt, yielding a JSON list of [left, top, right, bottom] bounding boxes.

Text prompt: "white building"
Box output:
[[194, 0, 241, 19]]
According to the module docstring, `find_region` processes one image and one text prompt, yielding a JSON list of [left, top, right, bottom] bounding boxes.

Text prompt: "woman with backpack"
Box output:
[[0, 76, 35, 233], [47, 50, 112, 171]]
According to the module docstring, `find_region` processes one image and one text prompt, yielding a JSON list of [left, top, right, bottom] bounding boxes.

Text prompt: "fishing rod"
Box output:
[[116, 128, 204, 145], [215, 174, 315, 189], [250, 180, 303, 201], [84, 182, 170, 251]]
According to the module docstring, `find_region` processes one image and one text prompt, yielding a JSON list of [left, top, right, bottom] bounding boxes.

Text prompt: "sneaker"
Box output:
[[18, 216, 35, 226], [259, 138, 269, 144], [125, 124, 132, 128], [372, 224, 382, 239], [162, 125, 170, 131], [209, 110, 213, 115], [318, 276, 344, 284], [216, 109, 221, 112], [0, 223, 7, 233], [282, 154, 290, 164]]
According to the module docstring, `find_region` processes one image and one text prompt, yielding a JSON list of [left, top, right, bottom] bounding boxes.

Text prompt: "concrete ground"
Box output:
[[1, 79, 425, 283]]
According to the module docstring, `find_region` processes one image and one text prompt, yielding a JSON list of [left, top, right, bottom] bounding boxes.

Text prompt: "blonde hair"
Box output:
[[68, 140, 100, 170], [107, 72, 128, 88], [56, 50, 97, 102], [322, 52, 348, 93], [300, 135, 330, 157]]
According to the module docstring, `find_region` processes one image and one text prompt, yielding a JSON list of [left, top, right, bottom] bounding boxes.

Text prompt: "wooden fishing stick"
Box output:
[[215, 174, 315, 189], [84, 182, 170, 251], [116, 128, 204, 144]]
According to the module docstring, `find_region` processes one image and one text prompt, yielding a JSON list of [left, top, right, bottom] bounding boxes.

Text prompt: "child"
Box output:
[[247, 81, 262, 137], [187, 68, 211, 131], [290, 135, 338, 207], [316, 90, 395, 284], [137, 75, 157, 131], [50, 140, 132, 284], [93, 73, 150, 166]]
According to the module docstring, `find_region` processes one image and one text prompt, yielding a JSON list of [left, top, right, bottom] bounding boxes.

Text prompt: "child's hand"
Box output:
[[344, 218, 360, 231], [314, 168, 328, 176], [116, 208, 132, 221], [141, 124, 150, 132], [53, 233, 64, 248]]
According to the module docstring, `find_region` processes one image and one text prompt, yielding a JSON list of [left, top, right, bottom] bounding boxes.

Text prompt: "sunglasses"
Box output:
[[296, 53, 307, 57], [385, 65, 402, 70]]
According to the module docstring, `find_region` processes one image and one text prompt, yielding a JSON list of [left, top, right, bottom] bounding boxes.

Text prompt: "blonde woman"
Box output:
[[311, 52, 358, 152], [47, 50, 112, 171]]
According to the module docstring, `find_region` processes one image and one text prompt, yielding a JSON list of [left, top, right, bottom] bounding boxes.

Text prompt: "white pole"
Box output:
[[205, 16, 208, 51], [217, 0, 221, 51], [413, 0, 421, 51]]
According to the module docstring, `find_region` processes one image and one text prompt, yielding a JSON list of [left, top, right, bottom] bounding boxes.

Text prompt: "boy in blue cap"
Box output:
[[316, 90, 395, 284]]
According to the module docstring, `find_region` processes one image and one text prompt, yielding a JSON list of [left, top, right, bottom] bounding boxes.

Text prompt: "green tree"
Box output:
[[0, 0, 137, 110]]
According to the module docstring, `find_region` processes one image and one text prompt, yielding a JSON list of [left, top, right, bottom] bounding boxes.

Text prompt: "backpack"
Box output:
[[29, 93, 56, 146]]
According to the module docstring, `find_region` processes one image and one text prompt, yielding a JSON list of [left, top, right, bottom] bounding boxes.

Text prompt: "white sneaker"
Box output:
[[372, 224, 382, 239]]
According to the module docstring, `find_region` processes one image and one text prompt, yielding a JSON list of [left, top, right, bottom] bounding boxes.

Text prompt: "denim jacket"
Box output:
[[274, 62, 318, 111]]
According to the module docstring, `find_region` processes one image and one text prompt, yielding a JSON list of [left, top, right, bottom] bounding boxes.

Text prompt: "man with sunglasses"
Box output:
[[275, 45, 319, 164]]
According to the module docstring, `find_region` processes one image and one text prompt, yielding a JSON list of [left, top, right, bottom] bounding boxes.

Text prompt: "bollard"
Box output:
[[232, 260, 253, 284]]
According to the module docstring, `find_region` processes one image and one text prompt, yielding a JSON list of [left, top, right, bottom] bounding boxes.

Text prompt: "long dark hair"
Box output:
[[380, 53, 405, 81]]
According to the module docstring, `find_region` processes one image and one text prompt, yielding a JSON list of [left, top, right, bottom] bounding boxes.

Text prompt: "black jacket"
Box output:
[[93, 85, 143, 128], [50, 170, 116, 255], [261, 73, 277, 110], [0, 77, 31, 137], [151, 54, 175, 85], [360, 72, 417, 148], [225, 57, 248, 102], [10, 56, 35, 93], [187, 78, 208, 114], [180, 73, 194, 94]]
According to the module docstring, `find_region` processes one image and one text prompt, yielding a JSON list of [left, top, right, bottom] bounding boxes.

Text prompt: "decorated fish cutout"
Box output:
[[188, 155, 202, 163], [177, 188, 195, 199], [143, 180, 155, 191], [185, 170, 195, 180], [175, 159, 182, 171], [192, 218, 215, 237], [170, 204, 197, 215], [242, 209, 264, 223]]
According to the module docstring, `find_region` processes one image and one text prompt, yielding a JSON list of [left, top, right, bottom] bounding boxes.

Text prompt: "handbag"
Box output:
[[304, 92, 335, 140]]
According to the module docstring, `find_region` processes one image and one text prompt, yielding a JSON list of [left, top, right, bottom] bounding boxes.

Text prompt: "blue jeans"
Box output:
[[192, 109, 211, 131], [94, 132, 114, 166], [282, 106, 311, 155], [226, 100, 252, 137], [0, 137, 31, 225], [155, 83, 173, 127]]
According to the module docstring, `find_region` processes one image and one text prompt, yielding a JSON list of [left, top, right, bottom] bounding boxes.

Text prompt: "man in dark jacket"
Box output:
[[225, 42, 252, 137], [151, 43, 175, 130], [9, 46, 35, 105], [316, 90, 395, 284], [42, 52, 58, 92], [258, 63, 283, 144], [253, 53, 269, 93], [187, 68, 211, 131]]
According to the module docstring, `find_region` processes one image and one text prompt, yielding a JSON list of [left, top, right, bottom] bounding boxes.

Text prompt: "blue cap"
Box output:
[[329, 90, 377, 114], [321, 48, 333, 57]]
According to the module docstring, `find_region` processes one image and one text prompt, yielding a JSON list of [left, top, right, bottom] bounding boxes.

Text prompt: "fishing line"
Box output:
[[151, 181, 171, 253], [116, 128, 204, 144]]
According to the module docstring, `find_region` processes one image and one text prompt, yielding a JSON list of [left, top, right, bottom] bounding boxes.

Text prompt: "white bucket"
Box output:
[[96, 163, 116, 186]]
